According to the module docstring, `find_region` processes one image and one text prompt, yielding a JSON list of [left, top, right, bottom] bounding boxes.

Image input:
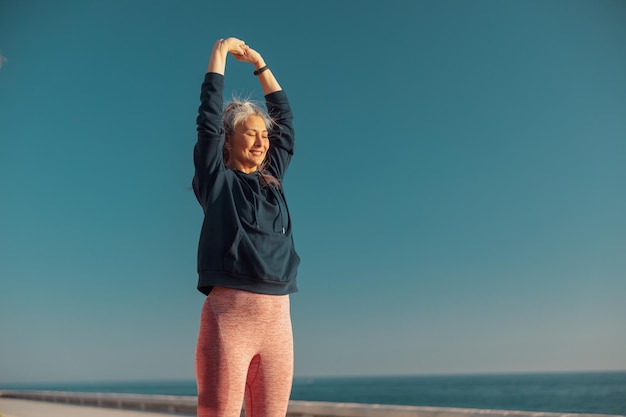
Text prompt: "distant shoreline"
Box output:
[[3, 369, 625, 388]]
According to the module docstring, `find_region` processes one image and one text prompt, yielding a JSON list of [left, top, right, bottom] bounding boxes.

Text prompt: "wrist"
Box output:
[[212, 41, 228, 58]]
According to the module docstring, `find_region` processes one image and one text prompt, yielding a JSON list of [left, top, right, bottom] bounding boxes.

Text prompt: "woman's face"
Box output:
[[226, 115, 269, 173]]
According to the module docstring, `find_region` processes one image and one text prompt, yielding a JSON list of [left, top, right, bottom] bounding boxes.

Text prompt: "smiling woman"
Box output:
[[191, 37, 300, 417]]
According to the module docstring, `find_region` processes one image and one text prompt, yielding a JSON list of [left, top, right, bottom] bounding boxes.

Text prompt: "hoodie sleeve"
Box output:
[[265, 90, 294, 180], [193, 72, 226, 206]]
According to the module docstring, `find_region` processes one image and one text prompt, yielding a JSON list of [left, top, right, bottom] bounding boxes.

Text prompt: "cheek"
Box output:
[[230, 136, 249, 152]]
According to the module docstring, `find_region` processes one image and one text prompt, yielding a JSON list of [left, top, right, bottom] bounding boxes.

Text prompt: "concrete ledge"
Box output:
[[286, 401, 623, 417], [0, 391, 196, 415], [1, 390, 622, 417]]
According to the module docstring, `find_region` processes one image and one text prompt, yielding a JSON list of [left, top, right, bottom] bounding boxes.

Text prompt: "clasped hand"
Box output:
[[217, 37, 262, 67]]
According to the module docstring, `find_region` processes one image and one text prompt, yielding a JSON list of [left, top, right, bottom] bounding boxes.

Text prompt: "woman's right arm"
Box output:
[[193, 38, 246, 204]]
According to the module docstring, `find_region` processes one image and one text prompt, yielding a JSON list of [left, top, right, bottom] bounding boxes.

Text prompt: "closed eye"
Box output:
[[246, 130, 268, 135]]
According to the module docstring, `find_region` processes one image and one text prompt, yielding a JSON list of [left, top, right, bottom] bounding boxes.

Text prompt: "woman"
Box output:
[[192, 37, 300, 417]]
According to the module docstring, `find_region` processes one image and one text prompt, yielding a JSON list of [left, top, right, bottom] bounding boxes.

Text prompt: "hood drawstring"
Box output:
[[270, 186, 288, 234], [252, 192, 260, 229]]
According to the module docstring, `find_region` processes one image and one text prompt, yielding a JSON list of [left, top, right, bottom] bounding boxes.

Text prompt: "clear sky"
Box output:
[[1, 0, 625, 385]]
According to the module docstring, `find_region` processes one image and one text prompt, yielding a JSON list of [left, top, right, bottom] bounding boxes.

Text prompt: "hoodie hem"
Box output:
[[197, 271, 298, 296]]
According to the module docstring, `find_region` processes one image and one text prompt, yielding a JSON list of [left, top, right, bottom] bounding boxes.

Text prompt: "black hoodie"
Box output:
[[192, 72, 299, 296]]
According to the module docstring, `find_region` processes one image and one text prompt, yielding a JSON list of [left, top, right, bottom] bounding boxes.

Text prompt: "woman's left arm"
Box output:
[[234, 43, 293, 178]]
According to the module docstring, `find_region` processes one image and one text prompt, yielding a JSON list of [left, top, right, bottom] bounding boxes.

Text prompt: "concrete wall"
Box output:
[[1, 390, 621, 417], [0, 390, 196, 415]]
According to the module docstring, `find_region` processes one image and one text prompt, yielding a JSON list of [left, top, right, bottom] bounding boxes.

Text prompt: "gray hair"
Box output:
[[222, 99, 280, 188], [223, 99, 273, 138]]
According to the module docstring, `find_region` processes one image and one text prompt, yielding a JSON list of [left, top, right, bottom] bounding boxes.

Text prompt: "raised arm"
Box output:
[[233, 43, 293, 177], [208, 38, 282, 95]]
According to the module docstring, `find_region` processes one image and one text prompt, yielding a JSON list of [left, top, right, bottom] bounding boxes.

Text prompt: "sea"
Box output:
[[1, 371, 624, 416]]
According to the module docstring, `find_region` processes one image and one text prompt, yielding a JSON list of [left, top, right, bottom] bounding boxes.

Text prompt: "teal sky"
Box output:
[[1, 0, 625, 384]]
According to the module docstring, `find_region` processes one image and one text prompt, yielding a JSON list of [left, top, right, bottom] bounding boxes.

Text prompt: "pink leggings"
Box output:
[[195, 287, 293, 417]]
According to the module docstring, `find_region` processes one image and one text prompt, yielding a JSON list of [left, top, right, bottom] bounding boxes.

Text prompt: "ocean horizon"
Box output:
[[1, 371, 624, 416]]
